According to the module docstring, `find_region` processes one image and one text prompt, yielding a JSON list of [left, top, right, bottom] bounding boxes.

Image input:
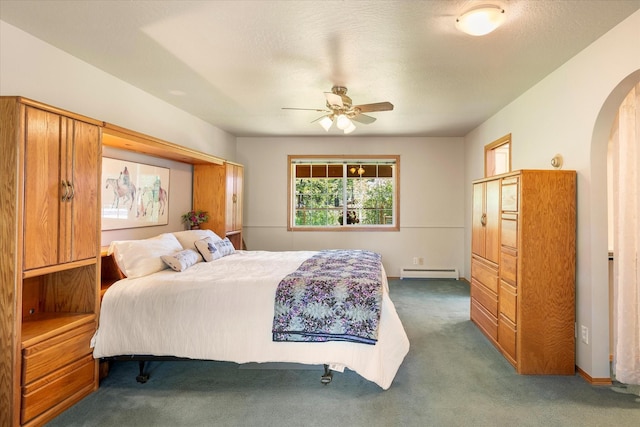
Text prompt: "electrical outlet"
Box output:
[[418, 257, 424, 265], [580, 325, 589, 344], [412, 257, 418, 265]]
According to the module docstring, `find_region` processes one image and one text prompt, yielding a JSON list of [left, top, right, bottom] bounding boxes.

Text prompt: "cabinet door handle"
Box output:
[[232, 194, 237, 203], [67, 181, 75, 200], [481, 213, 487, 226], [61, 180, 69, 201]]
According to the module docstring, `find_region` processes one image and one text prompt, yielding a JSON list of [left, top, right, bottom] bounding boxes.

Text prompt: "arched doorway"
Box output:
[[591, 69, 640, 387]]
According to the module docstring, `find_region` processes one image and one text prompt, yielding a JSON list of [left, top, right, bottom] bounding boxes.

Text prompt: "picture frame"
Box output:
[[101, 157, 170, 230]]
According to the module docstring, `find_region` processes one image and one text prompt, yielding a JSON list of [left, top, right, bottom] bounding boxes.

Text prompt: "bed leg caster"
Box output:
[[136, 361, 150, 383], [321, 364, 333, 385]]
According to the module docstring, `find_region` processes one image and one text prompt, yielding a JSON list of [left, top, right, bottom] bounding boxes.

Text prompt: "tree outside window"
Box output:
[[288, 155, 399, 231]]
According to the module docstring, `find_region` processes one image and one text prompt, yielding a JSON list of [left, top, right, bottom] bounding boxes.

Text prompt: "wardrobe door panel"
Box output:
[[23, 107, 61, 270], [68, 120, 100, 263]]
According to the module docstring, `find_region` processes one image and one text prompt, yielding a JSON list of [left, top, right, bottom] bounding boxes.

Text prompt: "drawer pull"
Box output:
[[61, 180, 69, 201], [67, 180, 75, 200]]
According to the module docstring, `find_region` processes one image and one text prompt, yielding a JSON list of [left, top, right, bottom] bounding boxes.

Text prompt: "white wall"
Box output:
[[237, 136, 465, 277], [463, 10, 640, 380], [0, 20, 237, 162]]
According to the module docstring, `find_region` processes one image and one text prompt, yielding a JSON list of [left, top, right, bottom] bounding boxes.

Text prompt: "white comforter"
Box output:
[[92, 250, 410, 389]]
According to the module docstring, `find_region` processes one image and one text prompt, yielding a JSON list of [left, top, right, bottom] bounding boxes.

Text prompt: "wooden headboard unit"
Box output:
[[100, 248, 125, 299], [100, 122, 227, 299]]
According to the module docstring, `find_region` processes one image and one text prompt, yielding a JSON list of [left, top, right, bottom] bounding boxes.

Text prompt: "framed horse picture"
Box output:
[[101, 157, 170, 230]]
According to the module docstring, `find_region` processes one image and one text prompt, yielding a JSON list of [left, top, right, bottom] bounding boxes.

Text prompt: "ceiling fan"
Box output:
[[282, 86, 394, 134]]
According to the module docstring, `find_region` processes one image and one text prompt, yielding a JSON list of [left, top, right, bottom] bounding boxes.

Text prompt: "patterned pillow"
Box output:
[[161, 249, 201, 272], [194, 237, 236, 262], [172, 229, 222, 253]]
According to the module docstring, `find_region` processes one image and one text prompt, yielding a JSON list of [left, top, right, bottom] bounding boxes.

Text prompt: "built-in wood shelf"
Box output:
[[23, 258, 97, 279], [102, 123, 224, 165], [21, 313, 96, 349]]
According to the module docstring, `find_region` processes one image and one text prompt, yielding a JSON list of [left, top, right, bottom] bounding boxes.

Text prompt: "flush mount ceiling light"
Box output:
[[456, 4, 505, 36]]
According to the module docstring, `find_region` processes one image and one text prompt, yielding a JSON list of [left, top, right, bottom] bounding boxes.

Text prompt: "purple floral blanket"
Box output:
[[272, 250, 383, 345]]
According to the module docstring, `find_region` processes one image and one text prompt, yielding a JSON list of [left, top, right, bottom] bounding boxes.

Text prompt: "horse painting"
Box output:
[[105, 173, 137, 211], [137, 185, 167, 219]]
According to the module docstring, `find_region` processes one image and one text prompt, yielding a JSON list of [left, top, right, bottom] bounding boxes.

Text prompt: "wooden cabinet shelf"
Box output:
[[21, 313, 96, 349], [23, 259, 97, 279]]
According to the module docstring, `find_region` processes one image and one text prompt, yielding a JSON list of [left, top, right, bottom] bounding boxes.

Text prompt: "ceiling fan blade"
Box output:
[[354, 102, 394, 113], [325, 92, 344, 107], [311, 114, 331, 123], [282, 107, 329, 112], [352, 114, 377, 125]]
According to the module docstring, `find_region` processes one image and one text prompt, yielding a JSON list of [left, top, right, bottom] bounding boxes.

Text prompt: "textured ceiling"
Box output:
[[1, 0, 639, 137]]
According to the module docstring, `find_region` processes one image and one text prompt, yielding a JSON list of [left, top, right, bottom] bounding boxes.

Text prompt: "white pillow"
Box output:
[[108, 233, 184, 278], [172, 229, 222, 255], [161, 249, 201, 272], [194, 237, 236, 262]]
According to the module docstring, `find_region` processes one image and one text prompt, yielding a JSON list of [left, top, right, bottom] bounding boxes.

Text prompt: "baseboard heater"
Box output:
[[400, 267, 459, 280]]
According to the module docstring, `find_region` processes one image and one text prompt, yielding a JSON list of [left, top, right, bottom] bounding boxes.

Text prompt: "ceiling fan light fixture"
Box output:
[[319, 116, 333, 132], [336, 114, 352, 130], [456, 5, 505, 36], [344, 122, 356, 134], [283, 86, 393, 132]]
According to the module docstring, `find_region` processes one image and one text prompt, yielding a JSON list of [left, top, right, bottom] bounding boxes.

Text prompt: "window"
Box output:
[[288, 155, 399, 231], [485, 133, 511, 177]]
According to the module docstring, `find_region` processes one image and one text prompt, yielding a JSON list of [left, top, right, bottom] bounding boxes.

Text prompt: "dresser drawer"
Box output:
[[471, 258, 498, 293], [499, 281, 517, 324], [500, 249, 517, 286], [471, 279, 498, 317], [22, 321, 95, 385], [501, 214, 518, 249], [21, 354, 95, 424], [501, 177, 518, 212], [471, 299, 498, 341], [499, 314, 517, 363]]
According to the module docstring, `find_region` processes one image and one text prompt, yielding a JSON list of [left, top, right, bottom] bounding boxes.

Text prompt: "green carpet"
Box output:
[[47, 279, 639, 426]]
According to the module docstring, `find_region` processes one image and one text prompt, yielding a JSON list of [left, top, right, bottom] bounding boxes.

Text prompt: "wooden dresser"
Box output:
[[1, 97, 101, 426], [471, 170, 576, 374]]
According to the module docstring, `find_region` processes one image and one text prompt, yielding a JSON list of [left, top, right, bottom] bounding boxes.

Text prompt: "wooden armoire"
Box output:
[[193, 162, 244, 249], [470, 170, 576, 374], [0, 97, 102, 426]]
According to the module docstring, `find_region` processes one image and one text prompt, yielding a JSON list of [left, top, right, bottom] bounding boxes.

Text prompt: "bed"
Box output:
[[92, 231, 410, 390]]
